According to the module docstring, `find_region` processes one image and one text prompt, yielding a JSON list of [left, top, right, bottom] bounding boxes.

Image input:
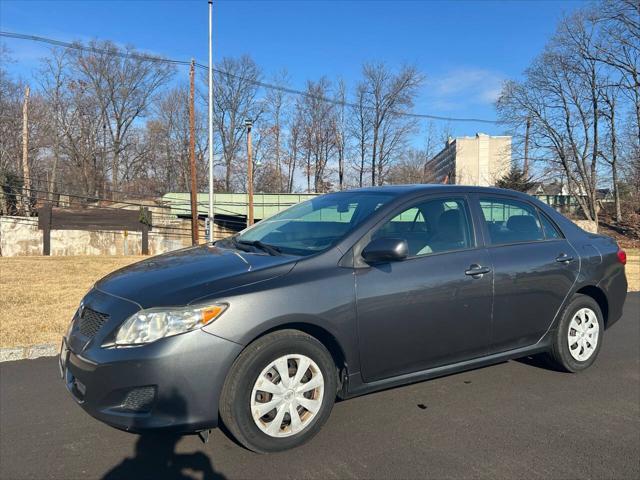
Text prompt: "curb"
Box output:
[[0, 344, 58, 363]]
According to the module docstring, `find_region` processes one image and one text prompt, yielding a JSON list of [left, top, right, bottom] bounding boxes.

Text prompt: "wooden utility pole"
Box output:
[[188, 59, 200, 245], [21, 85, 31, 216], [245, 119, 254, 226], [523, 116, 531, 177]]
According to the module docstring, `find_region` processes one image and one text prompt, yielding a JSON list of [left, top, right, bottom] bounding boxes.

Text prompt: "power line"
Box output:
[[0, 30, 501, 125], [11, 174, 305, 213], [11, 173, 174, 201]]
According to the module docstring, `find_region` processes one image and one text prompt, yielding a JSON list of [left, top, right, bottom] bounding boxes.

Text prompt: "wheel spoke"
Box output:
[[580, 309, 587, 324], [585, 314, 594, 330], [254, 397, 281, 418], [255, 377, 285, 395], [274, 357, 291, 388], [266, 403, 287, 435], [297, 396, 321, 414], [296, 374, 323, 393], [291, 356, 311, 388], [289, 402, 302, 432]]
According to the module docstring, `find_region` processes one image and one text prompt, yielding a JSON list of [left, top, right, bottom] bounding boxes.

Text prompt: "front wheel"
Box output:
[[545, 294, 604, 372], [219, 330, 337, 453]]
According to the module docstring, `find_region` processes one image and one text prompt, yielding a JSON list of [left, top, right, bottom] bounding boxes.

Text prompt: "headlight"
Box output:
[[114, 303, 227, 346]]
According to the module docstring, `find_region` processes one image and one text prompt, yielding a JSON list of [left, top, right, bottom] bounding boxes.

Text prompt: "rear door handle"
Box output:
[[556, 253, 574, 263], [465, 264, 491, 277]]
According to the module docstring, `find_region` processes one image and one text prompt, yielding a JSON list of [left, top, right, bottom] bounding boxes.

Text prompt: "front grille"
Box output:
[[120, 386, 156, 412], [78, 307, 109, 338]]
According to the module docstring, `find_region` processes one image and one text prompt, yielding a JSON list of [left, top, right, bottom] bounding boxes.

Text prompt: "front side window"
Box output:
[[233, 192, 393, 256], [479, 197, 545, 245], [373, 197, 473, 257]]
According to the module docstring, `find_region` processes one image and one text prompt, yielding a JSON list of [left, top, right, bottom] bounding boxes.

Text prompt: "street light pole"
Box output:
[[245, 119, 254, 226], [207, 0, 215, 242]]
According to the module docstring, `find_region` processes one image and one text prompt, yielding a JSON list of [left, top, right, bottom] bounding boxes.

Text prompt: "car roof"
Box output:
[[346, 184, 527, 197]]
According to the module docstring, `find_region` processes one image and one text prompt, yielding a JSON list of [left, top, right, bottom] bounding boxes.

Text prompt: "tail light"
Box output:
[[616, 248, 627, 265]]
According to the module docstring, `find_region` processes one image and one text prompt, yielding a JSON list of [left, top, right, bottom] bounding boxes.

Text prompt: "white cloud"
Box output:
[[425, 67, 506, 110]]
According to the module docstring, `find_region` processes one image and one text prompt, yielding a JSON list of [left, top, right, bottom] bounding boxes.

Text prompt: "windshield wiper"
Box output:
[[237, 239, 282, 256]]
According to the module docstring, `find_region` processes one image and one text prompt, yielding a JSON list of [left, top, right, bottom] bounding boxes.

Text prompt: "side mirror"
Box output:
[[362, 237, 408, 264]]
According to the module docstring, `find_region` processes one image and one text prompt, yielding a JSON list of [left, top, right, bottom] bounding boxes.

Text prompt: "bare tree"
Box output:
[[209, 55, 263, 192], [592, 0, 640, 145], [74, 40, 174, 197], [39, 48, 72, 200], [599, 84, 623, 221], [334, 79, 347, 190], [284, 115, 301, 193], [498, 11, 607, 224], [60, 79, 109, 197], [0, 45, 22, 177], [386, 148, 428, 184], [361, 63, 423, 186], [558, 10, 604, 224], [296, 78, 337, 192], [262, 71, 291, 192], [349, 83, 372, 187], [498, 61, 599, 222]]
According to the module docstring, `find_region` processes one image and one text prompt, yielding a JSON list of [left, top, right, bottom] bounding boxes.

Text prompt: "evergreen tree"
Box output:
[[495, 168, 537, 192]]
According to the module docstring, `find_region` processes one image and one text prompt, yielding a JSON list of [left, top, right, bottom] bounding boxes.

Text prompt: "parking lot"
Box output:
[[1, 293, 638, 480]]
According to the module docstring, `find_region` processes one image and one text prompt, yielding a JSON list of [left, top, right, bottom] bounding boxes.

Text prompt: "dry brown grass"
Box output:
[[0, 256, 143, 348], [0, 250, 638, 349]]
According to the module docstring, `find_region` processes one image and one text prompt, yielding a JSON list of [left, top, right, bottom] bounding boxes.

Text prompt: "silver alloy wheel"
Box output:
[[250, 354, 324, 438], [567, 307, 600, 362]]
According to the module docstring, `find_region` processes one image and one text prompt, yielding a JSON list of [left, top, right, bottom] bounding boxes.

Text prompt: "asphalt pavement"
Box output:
[[1, 294, 639, 480]]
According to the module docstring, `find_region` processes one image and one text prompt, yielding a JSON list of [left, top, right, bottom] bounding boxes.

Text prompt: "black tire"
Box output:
[[544, 294, 604, 373], [219, 329, 337, 453]]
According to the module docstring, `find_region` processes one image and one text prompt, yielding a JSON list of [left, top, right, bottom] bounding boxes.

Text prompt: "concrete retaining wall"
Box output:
[[0, 216, 186, 257]]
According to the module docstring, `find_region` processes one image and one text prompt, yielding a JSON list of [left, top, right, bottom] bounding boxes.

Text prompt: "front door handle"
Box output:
[[556, 253, 574, 263], [465, 264, 491, 278]]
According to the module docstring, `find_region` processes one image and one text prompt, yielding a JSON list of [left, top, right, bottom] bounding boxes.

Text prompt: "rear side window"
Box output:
[[539, 212, 562, 239], [480, 197, 544, 245]]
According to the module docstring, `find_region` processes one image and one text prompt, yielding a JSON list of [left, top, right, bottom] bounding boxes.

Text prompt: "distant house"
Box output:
[[596, 188, 614, 203], [526, 180, 582, 214], [525, 181, 614, 214]]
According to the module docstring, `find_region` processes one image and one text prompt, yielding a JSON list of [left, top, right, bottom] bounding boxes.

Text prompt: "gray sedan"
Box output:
[[59, 185, 628, 453]]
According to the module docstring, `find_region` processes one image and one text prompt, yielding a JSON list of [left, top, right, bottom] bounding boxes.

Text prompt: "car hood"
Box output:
[[95, 245, 297, 308]]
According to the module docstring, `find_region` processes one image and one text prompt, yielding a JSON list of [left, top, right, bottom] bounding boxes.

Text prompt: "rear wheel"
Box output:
[[545, 294, 604, 372], [219, 329, 337, 453]]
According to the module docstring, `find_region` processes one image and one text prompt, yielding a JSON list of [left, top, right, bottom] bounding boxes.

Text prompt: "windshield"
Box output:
[[228, 192, 393, 256]]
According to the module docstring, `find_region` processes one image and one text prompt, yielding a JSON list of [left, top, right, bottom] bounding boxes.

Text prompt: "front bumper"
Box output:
[[60, 289, 243, 433]]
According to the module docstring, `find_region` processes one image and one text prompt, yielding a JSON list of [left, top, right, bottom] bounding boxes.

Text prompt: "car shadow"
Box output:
[[101, 433, 226, 480], [101, 388, 226, 480], [513, 354, 559, 371]]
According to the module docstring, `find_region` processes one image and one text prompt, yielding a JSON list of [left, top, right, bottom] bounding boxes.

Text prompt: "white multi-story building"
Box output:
[[425, 133, 511, 186]]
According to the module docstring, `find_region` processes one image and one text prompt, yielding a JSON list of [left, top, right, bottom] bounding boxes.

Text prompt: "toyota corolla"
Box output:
[[59, 185, 627, 453]]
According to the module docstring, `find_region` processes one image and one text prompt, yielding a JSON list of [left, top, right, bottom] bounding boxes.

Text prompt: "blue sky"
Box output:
[[1, 0, 584, 138]]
